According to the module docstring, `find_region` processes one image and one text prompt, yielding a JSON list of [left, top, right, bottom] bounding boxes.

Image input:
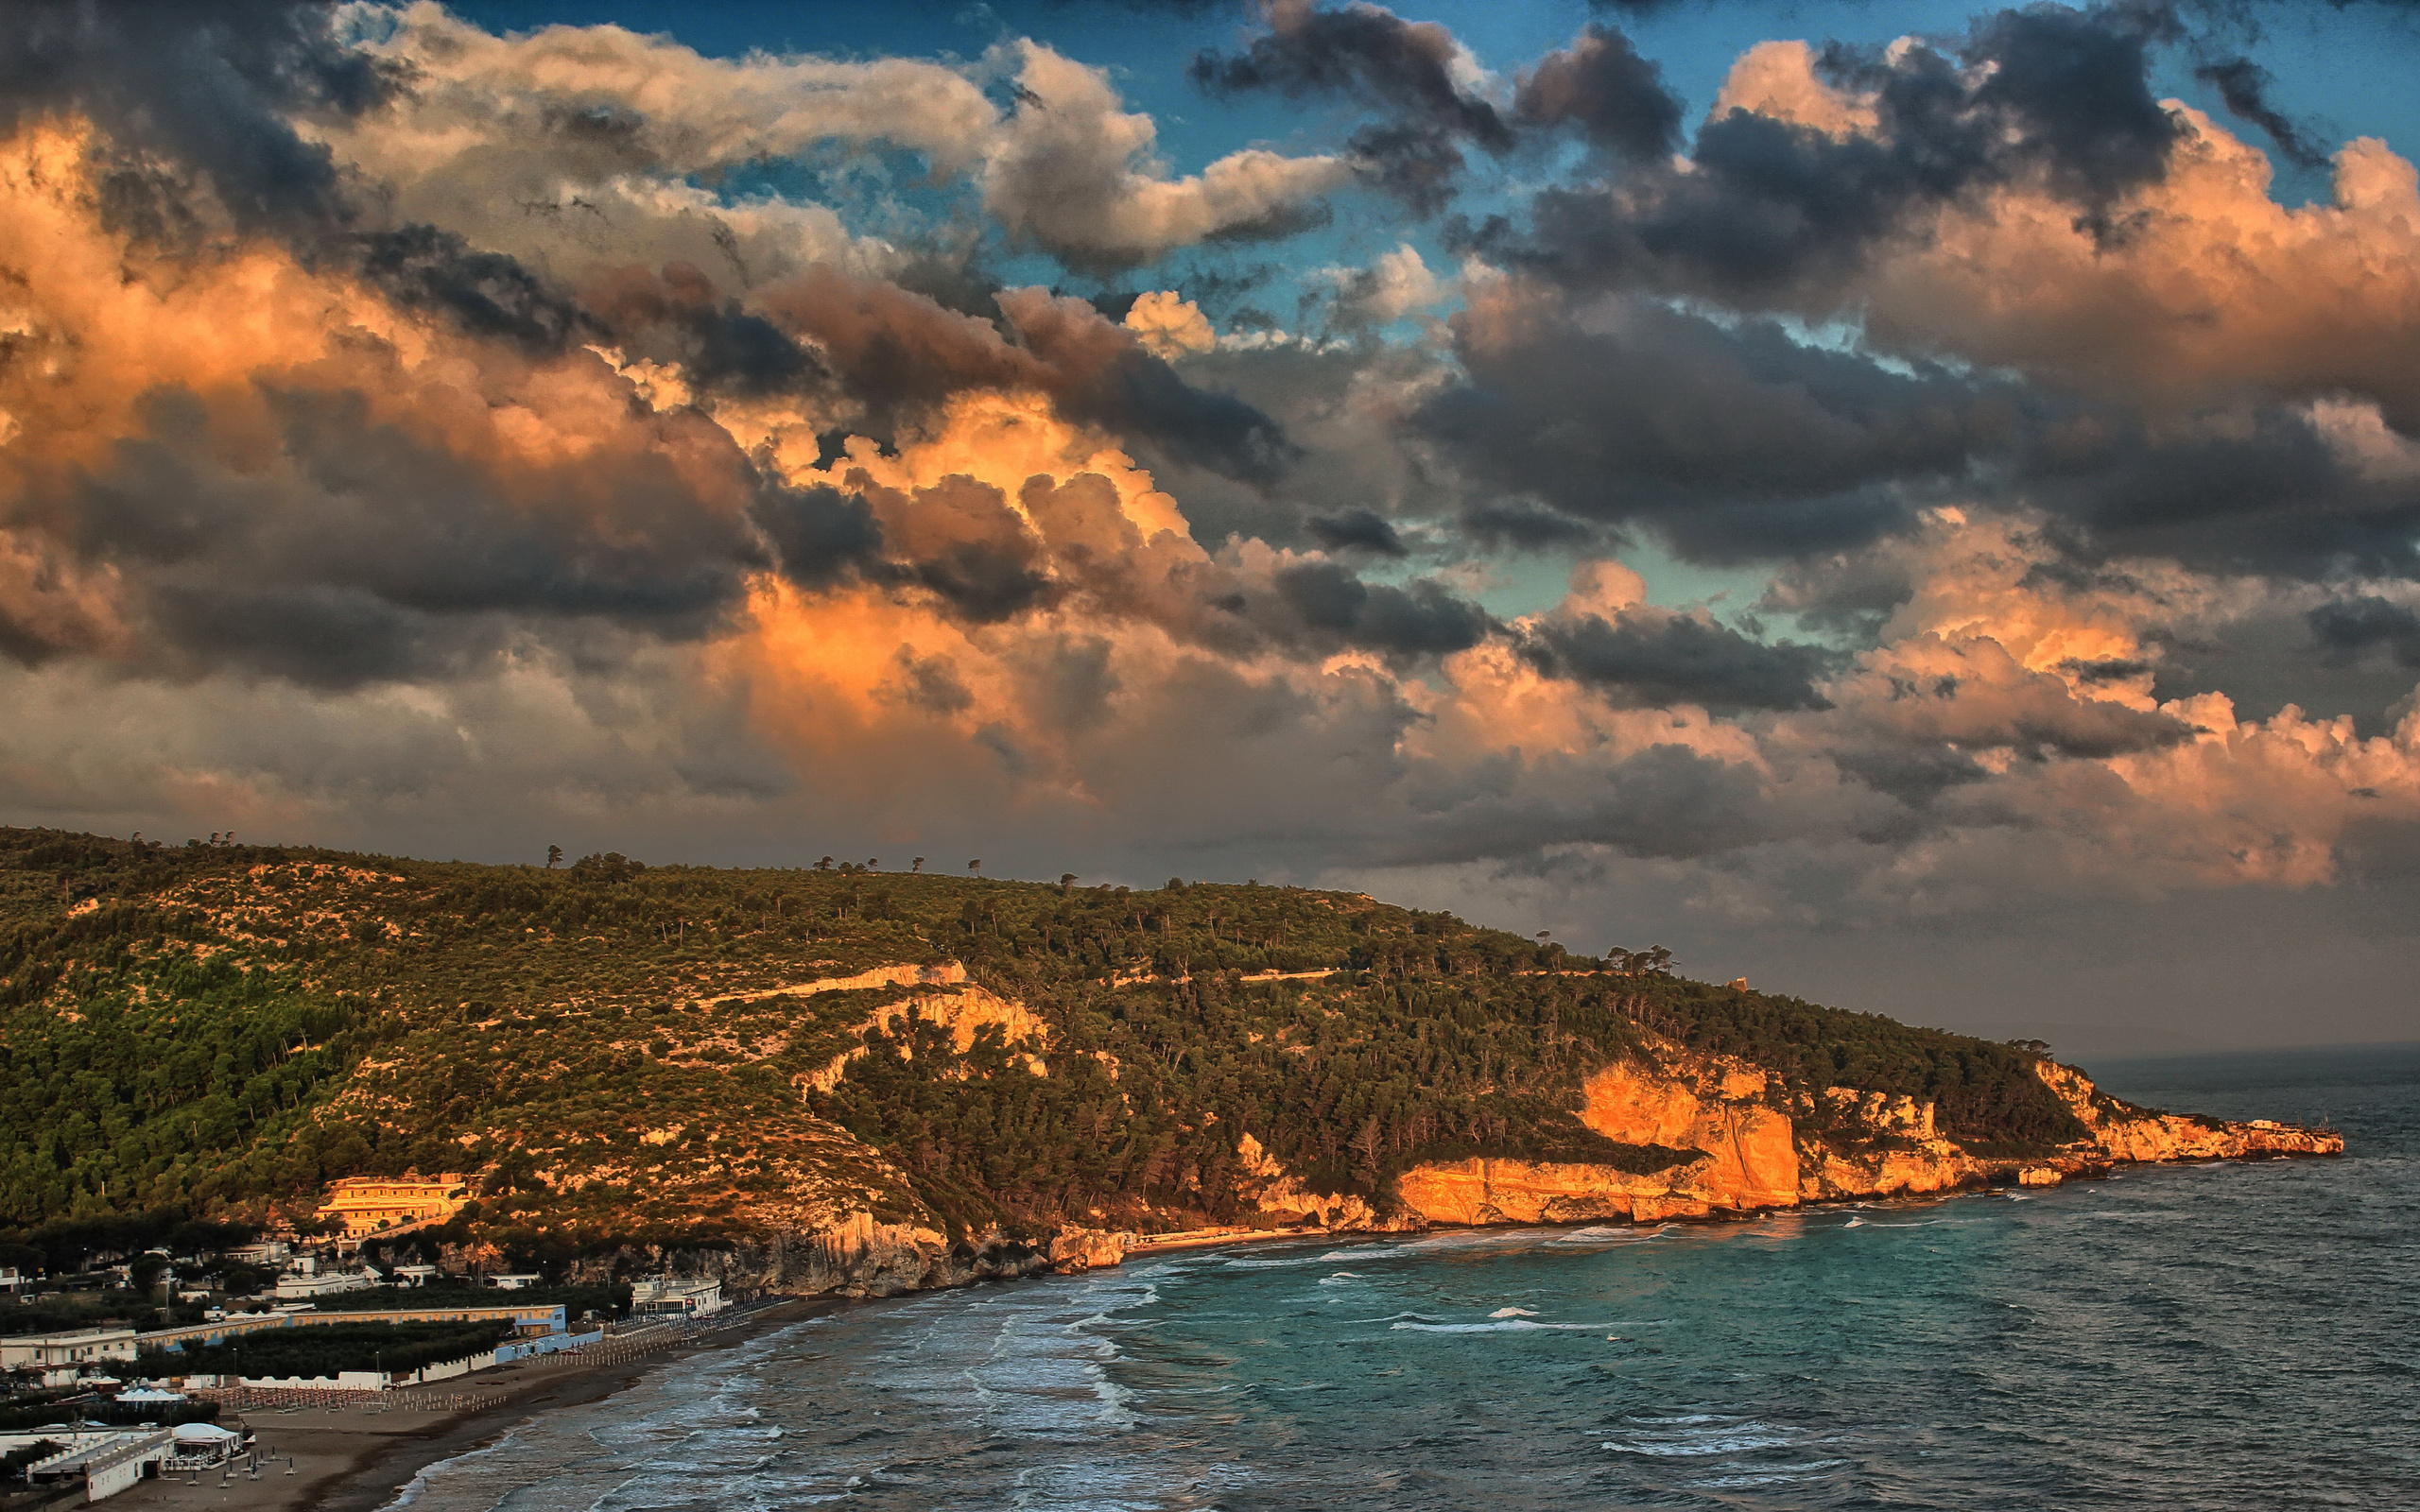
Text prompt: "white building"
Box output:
[[272, 1271, 376, 1300], [0, 1328, 139, 1370], [630, 1276, 724, 1318]]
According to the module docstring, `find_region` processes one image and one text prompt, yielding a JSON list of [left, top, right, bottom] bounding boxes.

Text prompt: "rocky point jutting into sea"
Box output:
[[589, 1034, 2342, 1300], [0, 830, 2341, 1307]]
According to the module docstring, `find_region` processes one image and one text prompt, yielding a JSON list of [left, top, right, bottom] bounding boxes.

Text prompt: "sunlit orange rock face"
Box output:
[[1391, 1049, 2342, 1228]]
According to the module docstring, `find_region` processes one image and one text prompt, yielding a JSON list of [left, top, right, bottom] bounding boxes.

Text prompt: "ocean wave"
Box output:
[[1487, 1307, 1539, 1318], [1390, 1318, 1597, 1333], [1546, 1224, 1669, 1244], [1601, 1419, 1802, 1457]]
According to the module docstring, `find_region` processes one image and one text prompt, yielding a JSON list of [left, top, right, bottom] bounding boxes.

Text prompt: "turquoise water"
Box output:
[[390, 1045, 2419, 1509]]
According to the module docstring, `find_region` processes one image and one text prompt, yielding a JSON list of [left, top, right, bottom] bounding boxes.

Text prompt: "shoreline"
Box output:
[[99, 1299, 835, 1512], [106, 1148, 2333, 1512]]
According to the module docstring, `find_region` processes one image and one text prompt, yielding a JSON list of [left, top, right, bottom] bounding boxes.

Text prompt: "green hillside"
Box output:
[[0, 828, 2080, 1263]]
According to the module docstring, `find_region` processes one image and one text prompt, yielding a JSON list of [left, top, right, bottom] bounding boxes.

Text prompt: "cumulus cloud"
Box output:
[[1495, 6, 2183, 300], [5, 0, 2420, 1037], [984, 41, 1352, 270], [1190, 0, 1512, 213]]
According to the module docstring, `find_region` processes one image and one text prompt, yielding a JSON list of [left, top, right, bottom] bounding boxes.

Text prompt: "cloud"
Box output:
[[1190, 0, 1512, 213], [2308, 595, 2420, 668], [1324, 242, 1448, 328], [1512, 23, 1683, 164], [1306, 507, 1409, 556], [1522, 607, 1835, 713], [1494, 6, 2182, 301], [0, 0, 392, 239], [1413, 279, 1994, 562], [984, 41, 1352, 270], [1122, 291, 1217, 359], [2193, 56, 2326, 169], [6, 0, 2420, 1020]]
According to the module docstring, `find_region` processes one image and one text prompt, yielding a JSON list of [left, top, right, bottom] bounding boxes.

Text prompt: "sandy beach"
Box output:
[[99, 1300, 832, 1512]]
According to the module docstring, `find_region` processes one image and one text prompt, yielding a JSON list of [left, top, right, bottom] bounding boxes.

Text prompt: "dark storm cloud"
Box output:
[[1190, 0, 1512, 211], [1190, 3, 1513, 150], [581, 263, 826, 398], [1306, 508, 1409, 556], [2193, 57, 2327, 169], [1414, 292, 1995, 563], [755, 272, 1296, 489], [755, 485, 887, 593], [358, 224, 591, 356], [2011, 405, 2420, 579], [2308, 596, 2420, 668], [0, 0, 394, 238], [1272, 561, 1495, 657], [1512, 24, 1683, 164], [8, 378, 873, 688], [1459, 498, 1607, 553], [1390, 742, 1791, 866], [1519, 610, 1837, 713], [1490, 6, 2182, 300]]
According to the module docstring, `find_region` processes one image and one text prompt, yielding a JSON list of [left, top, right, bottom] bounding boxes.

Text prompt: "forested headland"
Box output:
[[1, 827, 2085, 1269]]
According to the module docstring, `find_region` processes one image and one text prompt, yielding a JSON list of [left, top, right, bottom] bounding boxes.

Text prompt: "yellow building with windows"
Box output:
[[316, 1172, 471, 1236]]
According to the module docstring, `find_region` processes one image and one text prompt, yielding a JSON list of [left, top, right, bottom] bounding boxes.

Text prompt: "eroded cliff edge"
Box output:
[[1392, 1041, 2341, 1227], [598, 1033, 2342, 1298]]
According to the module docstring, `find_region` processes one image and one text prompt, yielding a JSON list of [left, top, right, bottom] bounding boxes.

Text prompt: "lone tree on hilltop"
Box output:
[[1060, 873, 1077, 894], [546, 845, 562, 868], [816, 856, 833, 871], [912, 857, 925, 873], [968, 859, 982, 876]]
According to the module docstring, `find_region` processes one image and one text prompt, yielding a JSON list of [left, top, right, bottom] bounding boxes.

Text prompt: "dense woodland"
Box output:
[[0, 827, 2083, 1260]]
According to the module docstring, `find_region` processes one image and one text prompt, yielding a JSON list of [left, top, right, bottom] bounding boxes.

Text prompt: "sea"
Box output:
[[387, 1044, 2419, 1510]]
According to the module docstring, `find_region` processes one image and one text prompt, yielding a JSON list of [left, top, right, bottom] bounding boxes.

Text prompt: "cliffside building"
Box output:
[[315, 1173, 471, 1236], [630, 1276, 724, 1318]]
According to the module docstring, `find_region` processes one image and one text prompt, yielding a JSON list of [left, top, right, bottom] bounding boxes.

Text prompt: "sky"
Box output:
[[3, 0, 2417, 1055]]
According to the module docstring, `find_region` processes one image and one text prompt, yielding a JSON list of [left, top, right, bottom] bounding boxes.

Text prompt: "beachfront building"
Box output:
[[0, 1327, 138, 1370], [630, 1276, 724, 1318], [315, 1172, 471, 1236], [273, 1265, 380, 1300], [9, 1429, 177, 1503]]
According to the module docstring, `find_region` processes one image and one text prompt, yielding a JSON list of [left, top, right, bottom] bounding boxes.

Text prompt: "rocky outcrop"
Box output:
[[1393, 1158, 1733, 1225], [1393, 1050, 1802, 1226], [1391, 1047, 2342, 1229], [1046, 1227, 1129, 1273], [1233, 1132, 1391, 1229], [797, 983, 1049, 1091], [2035, 1061, 2344, 1160], [579, 1032, 2343, 1298]]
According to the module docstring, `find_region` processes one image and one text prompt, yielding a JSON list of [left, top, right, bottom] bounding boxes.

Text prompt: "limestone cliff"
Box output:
[[1388, 1043, 2342, 1228]]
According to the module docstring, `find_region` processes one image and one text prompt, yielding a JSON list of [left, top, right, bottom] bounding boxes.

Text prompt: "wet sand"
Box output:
[[103, 1300, 833, 1512]]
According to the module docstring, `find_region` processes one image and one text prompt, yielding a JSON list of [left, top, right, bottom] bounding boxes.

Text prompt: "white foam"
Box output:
[[1390, 1318, 1596, 1333], [1488, 1307, 1539, 1318]]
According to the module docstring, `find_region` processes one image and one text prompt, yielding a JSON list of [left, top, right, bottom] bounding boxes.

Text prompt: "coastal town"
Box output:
[[0, 1176, 734, 1505]]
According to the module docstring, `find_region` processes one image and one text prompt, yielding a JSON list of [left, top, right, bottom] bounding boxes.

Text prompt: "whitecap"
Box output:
[[1488, 1307, 1539, 1318], [1390, 1318, 1595, 1333]]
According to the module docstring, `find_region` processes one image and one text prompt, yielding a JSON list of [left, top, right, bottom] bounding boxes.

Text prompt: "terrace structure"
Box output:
[[314, 1172, 471, 1236]]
